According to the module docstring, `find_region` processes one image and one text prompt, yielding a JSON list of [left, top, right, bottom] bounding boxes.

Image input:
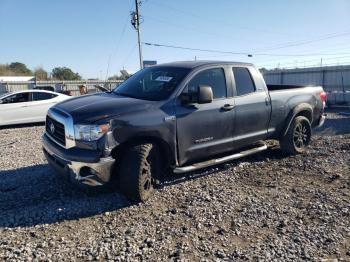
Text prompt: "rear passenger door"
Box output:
[[232, 67, 271, 148], [176, 67, 235, 165], [30, 92, 59, 122]]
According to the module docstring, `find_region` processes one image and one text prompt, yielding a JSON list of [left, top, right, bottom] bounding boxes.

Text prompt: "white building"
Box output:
[[0, 76, 35, 94]]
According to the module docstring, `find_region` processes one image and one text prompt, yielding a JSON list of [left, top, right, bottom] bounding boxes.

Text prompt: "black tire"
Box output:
[[280, 116, 312, 155], [118, 143, 162, 201]]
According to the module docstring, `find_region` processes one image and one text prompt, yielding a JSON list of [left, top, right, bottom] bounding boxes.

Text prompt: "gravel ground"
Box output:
[[0, 109, 349, 261]]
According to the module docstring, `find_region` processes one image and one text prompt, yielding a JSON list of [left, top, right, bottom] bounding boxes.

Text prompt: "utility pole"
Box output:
[[131, 0, 143, 70]]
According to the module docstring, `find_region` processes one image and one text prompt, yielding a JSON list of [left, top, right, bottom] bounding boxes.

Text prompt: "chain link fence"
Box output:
[[0, 80, 124, 96]]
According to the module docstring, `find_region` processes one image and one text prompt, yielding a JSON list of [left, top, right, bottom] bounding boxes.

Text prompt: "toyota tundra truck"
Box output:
[[42, 61, 326, 201]]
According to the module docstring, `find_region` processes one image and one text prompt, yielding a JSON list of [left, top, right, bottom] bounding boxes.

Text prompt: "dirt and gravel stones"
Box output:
[[0, 111, 349, 261]]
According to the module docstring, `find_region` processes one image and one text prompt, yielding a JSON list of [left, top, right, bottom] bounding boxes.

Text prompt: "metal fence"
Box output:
[[262, 65, 350, 105], [0, 80, 124, 96]]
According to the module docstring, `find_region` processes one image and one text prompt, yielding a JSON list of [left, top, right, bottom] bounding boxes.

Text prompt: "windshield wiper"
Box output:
[[114, 92, 141, 99]]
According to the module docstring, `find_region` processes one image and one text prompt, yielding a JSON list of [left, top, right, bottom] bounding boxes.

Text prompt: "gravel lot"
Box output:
[[0, 109, 349, 261]]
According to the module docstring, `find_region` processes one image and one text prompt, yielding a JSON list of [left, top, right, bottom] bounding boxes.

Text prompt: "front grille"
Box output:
[[46, 115, 66, 146]]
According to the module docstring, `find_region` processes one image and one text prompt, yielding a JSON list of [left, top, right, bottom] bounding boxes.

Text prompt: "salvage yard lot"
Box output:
[[0, 110, 349, 261]]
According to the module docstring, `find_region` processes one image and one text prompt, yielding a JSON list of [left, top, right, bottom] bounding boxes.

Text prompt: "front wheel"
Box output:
[[280, 116, 312, 155], [118, 143, 161, 202]]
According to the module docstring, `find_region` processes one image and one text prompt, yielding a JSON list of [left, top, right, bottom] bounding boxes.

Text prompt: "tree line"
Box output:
[[0, 62, 132, 81], [0, 62, 82, 80]]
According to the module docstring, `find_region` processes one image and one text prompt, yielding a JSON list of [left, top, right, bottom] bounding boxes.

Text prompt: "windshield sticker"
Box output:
[[155, 76, 173, 82]]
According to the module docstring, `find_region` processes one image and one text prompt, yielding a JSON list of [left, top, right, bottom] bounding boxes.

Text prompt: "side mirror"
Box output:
[[198, 85, 213, 104], [180, 85, 213, 104]]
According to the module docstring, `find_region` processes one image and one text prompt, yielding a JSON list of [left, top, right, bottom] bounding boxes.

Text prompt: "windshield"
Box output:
[[113, 66, 190, 101]]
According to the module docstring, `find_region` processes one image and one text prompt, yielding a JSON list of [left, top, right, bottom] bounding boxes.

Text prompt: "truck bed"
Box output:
[[267, 84, 324, 139], [267, 84, 309, 91]]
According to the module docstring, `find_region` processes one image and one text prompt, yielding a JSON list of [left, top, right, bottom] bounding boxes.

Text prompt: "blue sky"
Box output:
[[1, 0, 350, 79]]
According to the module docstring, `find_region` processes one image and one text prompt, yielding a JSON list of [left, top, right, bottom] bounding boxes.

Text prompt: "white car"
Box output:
[[0, 90, 71, 126]]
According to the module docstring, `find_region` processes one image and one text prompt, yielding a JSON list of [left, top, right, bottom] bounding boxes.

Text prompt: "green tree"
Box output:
[[52, 67, 81, 80], [8, 62, 32, 75], [0, 64, 12, 76], [259, 67, 268, 74], [108, 74, 124, 80], [34, 67, 48, 80]]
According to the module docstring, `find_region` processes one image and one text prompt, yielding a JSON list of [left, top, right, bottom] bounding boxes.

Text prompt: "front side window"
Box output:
[[233, 67, 256, 96], [188, 68, 227, 99], [33, 92, 56, 101], [1, 92, 30, 104], [113, 66, 190, 101]]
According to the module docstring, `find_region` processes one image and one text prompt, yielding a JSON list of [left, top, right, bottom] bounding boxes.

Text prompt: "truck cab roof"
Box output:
[[155, 60, 254, 69]]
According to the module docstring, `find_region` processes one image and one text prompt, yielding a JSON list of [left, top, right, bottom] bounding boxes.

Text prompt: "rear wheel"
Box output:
[[280, 116, 312, 154], [118, 143, 162, 201]]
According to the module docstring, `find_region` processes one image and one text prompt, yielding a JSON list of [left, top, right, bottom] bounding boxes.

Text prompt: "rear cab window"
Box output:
[[232, 67, 256, 96]]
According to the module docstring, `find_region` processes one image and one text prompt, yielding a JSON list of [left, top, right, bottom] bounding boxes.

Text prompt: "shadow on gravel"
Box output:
[[161, 146, 286, 188], [0, 164, 131, 228], [0, 122, 45, 130], [0, 147, 285, 229]]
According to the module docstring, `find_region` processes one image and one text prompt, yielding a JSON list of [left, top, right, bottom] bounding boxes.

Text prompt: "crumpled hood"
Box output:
[[55, 93, 155, 123]]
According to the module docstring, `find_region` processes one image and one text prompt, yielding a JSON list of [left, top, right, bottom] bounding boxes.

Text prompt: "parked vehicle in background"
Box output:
[[0, 90, 70, 126], [34, 85, 73, 96], [42, 61, 326, 202], [34, 85, 55, 92]]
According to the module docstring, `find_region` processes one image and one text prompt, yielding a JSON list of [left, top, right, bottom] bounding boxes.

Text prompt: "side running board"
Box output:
[[173, 143, 268, 174]]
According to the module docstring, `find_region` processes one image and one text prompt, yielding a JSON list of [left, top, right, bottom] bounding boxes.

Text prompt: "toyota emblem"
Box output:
[[50, 122, 55, 134]]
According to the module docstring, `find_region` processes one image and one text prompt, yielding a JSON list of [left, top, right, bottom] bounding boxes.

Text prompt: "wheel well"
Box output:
[[282, 108, 313, 137], [295, 110, 312, 123], [111, 136, 173, 167]]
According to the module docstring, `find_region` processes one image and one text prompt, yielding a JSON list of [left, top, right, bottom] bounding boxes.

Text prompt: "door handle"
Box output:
[[221, 104, 235, 111], [265, 97, 270, 106]]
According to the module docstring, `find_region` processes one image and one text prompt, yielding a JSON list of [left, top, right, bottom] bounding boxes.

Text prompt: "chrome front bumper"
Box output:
[[43, 136, 115, 187]]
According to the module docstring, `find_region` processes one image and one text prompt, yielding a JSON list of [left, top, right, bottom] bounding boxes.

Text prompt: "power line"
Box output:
[[261, 60, 350, 70], [143, 17, 350, 55], [120, 44, 138, 69], [105, 15, 129, 79], [144, 1, 350, 55], [255, 53, 350, 65], [196, 50, 350, 60], [143, 42, 350, 57], [256, 43, 350, 64], [147, 0, 291, 36], [105, 1, 134, 79], [143, 15, 237, 40], [257, 55, 350, 68], [253, 31, 350, 52]]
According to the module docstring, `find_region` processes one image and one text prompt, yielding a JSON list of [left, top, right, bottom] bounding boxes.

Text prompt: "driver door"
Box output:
[[0, 92, 32, 125], [175, 67, 235, 165]]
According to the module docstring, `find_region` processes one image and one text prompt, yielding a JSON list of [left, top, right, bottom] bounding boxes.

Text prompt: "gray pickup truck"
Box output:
[[42, 61, 326, 201]]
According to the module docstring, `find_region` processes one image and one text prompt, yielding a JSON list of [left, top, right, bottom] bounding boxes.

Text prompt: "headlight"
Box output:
[[74, 124, 109, 141]]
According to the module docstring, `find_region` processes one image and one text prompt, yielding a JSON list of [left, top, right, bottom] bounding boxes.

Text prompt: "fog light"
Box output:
[[79, 166, 99, 177]]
